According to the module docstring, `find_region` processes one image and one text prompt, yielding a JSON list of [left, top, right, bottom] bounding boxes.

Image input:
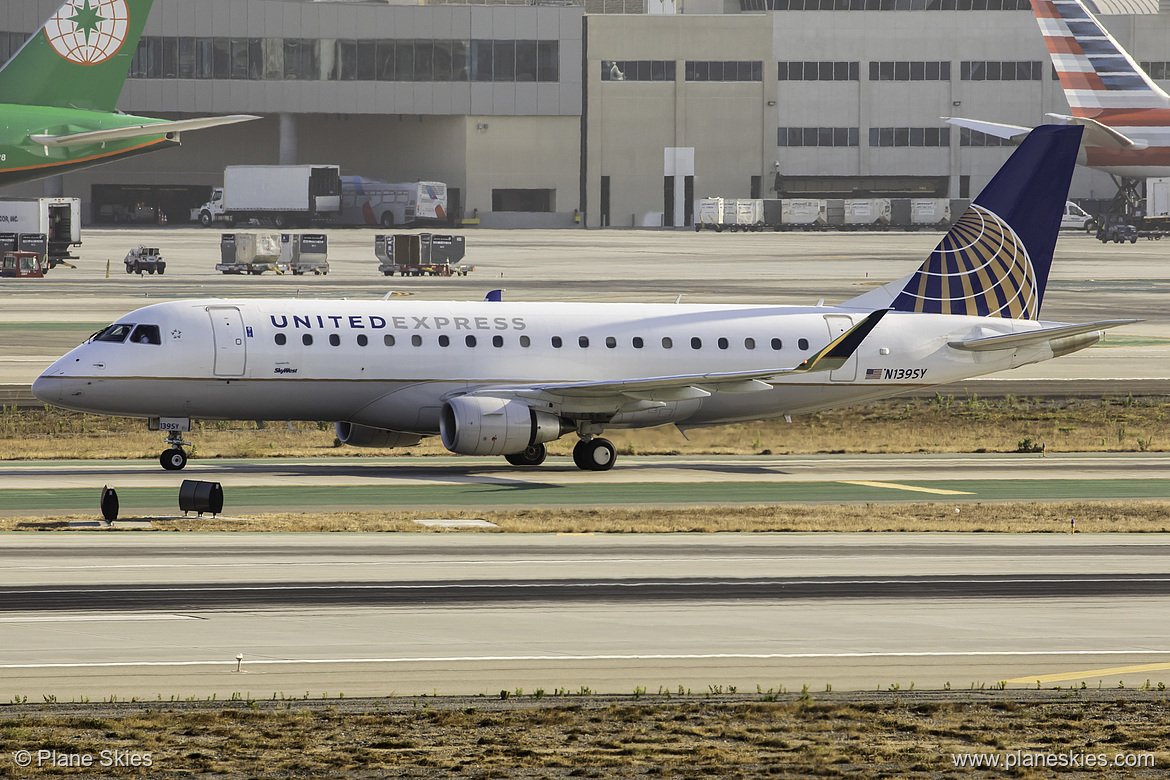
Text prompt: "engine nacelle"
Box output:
[[440, 396, 566, 456], [334, 422, 422, 449]]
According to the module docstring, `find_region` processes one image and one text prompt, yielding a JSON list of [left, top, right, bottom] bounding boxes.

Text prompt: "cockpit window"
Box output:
[[130, 324, 161, 345], [94, 324, 134, 343]]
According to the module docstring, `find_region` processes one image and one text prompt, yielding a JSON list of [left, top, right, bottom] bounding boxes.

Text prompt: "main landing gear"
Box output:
[[160, 430, 191, 471], [572, 437, 616, 472]]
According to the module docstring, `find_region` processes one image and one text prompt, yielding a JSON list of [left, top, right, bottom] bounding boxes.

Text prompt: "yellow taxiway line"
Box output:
[[838, 480, 974, 496], [1007, 662, 1170, 684]]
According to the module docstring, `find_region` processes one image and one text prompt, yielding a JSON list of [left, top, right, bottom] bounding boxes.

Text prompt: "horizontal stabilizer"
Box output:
[[1044, 114, 1145, 150], [30, 115, 259, 148], [948, 319, 1138, 352], [944, 117, 1032, 144]]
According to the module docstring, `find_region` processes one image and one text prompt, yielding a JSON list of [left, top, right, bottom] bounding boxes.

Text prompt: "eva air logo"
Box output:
[[44, 0, 130, 65]]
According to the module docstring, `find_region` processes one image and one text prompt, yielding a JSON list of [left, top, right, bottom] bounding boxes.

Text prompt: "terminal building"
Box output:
[[2, 0, 1168, 227]]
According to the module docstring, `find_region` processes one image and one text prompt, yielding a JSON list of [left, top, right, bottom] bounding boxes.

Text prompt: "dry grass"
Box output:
[[7, 501, 1170, 533], [1, 693, 1168, 778], [1, 394, 1167, 461]]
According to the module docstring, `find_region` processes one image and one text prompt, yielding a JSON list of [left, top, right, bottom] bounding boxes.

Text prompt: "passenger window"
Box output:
[[411, 334, 422, 347], [745, 337, 755, 349], [520, 335, 531, 347], [493, 335, 503, 347], [95, 324, 134, 343], [690, 337, 702, 350], [384, 334, 396, 347], [633, 337, 644, 349], [130, 325, 161, 345], [771, 338, 782, 350], [302, 334, 313, 346], [718, 337, 728, 350], [357, 334, 368, 347], [662, 337, 673, 349], [606, 336, 617, 349], [275, 333, 287, 346], [579, 336, 589, 348], [552, 336, 563, 348], [439, 335, 451, 347], [466, 335, 477, 347], [799, 338, 809, 350], [329, 334, 341, 347]]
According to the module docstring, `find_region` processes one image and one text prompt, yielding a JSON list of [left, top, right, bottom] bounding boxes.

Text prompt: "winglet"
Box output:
[[792, 309, 888, 374], [484, 289, 504, 302]]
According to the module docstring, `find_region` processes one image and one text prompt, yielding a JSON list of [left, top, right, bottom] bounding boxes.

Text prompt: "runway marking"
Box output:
[[0, 650, 1166, 670], [838, 480, 974, 495], [0, 614, 198, 623], [1006, 662, 1170, 684]]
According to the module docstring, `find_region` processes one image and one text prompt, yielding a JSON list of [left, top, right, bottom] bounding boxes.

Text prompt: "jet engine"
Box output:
[[334, 422, 422, 449], [440, 396, 567, 456]]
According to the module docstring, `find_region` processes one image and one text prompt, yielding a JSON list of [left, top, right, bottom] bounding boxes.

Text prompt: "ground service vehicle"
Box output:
[[0, 250, 46, 279], [198, 166, 341, 229], [338, 177, 448, 227], [124, 246, 165, 275], [0, 197, 80, 268]]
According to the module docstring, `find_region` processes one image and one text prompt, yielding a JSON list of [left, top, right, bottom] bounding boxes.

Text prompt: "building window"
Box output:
[[129, 35, 559, 83], [959, 127, 1010, 147], [869, 61, 950, 81], [960, 61, 1042, 81], [779, 61, 859, 81], [778, 127, 858, 147], [1142, 62, 1170, 80], [743, 0, 1031, 9], [601, 60, 676, 82], [868, 127, 950, 147], [685, 61, 763, 82]]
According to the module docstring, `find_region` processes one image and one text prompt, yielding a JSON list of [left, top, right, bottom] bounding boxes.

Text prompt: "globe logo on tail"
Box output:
[[893, 204, 1039, 319], [44, 0, 130, 65]]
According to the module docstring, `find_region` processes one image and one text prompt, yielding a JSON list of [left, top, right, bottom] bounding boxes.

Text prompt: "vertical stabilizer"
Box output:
[[0, 0, 152, 112], [1032, 0, 1170, 117], [888, 125, 1083, 320]]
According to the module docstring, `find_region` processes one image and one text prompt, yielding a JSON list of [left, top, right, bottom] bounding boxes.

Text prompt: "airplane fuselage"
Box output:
[[33, 298, 1070, 437]]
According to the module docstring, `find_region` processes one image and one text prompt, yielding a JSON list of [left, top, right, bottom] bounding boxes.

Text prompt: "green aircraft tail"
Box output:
[[0, 0, 153, 112]]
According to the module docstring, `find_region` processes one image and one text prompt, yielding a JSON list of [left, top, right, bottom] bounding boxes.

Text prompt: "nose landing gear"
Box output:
[[160, 430, 191, 471]]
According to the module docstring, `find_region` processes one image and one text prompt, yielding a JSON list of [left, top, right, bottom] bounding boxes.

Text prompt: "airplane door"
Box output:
[[824, 314, 857, 382], [208, 306, 247, 377]]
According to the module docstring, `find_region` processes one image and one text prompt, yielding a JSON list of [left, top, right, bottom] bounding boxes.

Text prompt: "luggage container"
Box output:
[[844, 199, 891, 227], [280, 233, 330, 275], [216, 232, 284, 275], [695, 198, 725, 231], [780, 199, 824, 227], [824, 199, 845, 227], [910, 198, 951, 226]]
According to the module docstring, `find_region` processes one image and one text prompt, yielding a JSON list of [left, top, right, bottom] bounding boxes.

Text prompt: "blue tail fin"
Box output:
[[890, 124, 1084, 319]]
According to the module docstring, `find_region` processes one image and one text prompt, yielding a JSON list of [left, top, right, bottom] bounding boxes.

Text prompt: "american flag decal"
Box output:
[[864, 368, 882, 380]]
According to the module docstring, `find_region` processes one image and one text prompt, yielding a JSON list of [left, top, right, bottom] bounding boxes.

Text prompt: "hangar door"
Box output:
[[208, 306, 247, 377]]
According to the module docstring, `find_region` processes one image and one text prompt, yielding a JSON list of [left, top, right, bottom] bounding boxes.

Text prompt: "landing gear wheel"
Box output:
[[504, 443, 547, 467], [160, 448, 188, 471], [573, 438, 616, 471]]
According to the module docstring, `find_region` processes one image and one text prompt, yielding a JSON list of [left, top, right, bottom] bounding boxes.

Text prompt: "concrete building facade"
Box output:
[[2, 0, 1169, 227]]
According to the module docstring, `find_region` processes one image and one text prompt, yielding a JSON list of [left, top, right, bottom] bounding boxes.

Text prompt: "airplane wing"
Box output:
[[1044, 114, 1147, 150], [947, 319, 1138, 352], [475, 309, 887, 409], [29, 115, 260, 148], [944, 117, 1032, 143]]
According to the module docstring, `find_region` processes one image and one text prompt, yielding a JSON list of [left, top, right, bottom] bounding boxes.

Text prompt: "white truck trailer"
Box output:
[[337, 177, 448, 227], [0, 197, 81, 269], [197, 165, 342, 229]]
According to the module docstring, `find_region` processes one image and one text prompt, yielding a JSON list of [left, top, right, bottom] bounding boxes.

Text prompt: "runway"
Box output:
[[1, 533, 1168, 698], [3, 452, 1170, 514]]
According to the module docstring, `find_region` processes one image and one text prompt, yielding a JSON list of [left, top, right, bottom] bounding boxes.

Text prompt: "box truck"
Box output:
[[197, 165, 342, 229], [0, 197, 81, 269]]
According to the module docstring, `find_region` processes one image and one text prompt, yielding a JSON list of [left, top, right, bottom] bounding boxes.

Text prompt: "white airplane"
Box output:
[[33, 125, 1134, 472]]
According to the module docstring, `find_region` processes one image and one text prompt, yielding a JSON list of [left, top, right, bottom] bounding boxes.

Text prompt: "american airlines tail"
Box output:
[[948, 0, 1170, 177]]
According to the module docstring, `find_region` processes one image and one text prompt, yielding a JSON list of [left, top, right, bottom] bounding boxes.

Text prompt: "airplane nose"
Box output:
[[31, 371, 59, 404]]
